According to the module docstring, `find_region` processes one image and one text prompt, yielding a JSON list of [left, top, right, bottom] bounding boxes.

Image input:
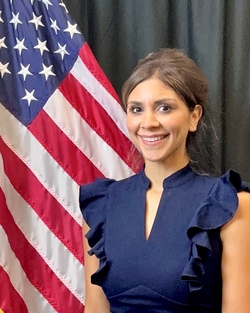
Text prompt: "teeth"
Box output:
[[142, 136, 165, 142]]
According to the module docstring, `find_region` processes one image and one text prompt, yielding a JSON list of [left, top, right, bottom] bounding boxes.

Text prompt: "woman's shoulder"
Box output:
[[79, 173, 140, 199], [186, 169, 250, 238], [79, 173, 141, 224], [195, 168, 249, 194], [204, 169, 250, 214], [193, 169, 250, 234]]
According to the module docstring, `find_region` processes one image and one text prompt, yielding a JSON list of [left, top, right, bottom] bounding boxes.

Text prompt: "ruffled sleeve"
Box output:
[[181, 170, 244, 292], [79, 178, 115, 284]]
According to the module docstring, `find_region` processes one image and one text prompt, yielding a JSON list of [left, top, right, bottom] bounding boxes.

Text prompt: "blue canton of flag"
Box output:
[[0, 0, 83, 126]]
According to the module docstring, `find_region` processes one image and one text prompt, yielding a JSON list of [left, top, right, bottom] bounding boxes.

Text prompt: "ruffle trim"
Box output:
[[79, 178, 115, 284], [181, 170, 242, 292], [86, 223, 110, 284]]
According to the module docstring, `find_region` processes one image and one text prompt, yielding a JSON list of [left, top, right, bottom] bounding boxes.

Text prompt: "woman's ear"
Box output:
[[189, 105, 203, 132]]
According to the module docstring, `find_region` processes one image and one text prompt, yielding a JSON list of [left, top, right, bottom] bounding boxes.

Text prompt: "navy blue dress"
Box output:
[[79, 165, 249, 313]]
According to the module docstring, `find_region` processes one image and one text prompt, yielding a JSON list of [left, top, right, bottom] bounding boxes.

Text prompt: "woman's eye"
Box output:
[[158, 105, 171, 112], [129, 106, 142, 113]]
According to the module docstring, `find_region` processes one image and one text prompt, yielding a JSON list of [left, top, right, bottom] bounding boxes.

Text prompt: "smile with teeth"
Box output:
[[140, 135, 167, 142]]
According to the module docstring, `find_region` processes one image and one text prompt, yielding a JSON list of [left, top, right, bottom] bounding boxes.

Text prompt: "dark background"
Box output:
[[64, 0, 250, 180]]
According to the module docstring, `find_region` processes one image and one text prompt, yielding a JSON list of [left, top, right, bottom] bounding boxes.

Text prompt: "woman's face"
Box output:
[[126, 77, 202, 167]]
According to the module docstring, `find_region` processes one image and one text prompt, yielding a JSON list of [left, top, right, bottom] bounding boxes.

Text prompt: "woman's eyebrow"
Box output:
[[127, 101, 143, 106], [154, 98, 177, 104], [127, 98, 178, 107]]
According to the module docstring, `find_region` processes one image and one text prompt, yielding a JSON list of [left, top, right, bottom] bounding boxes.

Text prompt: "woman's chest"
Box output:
[[105, 186, 200, 249], [103, 188, 200, 299]]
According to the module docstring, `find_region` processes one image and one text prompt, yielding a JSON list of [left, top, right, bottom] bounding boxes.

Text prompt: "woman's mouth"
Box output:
[[140, 135, 168, 143]]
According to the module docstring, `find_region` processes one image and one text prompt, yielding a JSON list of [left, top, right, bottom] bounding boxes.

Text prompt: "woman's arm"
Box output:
[[220, 191, 250, 313], [82, 219, 110, 313]]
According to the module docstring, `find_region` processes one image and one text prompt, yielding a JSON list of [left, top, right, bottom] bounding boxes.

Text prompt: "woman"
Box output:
[[80, 49, 250, 313]]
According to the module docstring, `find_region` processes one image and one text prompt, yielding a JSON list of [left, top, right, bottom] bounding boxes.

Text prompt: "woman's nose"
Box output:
[[140, 111, 160, 129]]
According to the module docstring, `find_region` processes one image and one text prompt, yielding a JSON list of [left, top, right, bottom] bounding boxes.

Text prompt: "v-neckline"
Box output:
[[138, 164, 194, 242], [145, 192, 164, 242]]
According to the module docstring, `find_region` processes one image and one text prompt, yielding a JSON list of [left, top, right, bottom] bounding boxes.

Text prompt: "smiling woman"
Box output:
[[126, 79, 202, 170], [122, 48, 208, 176], [80, 48, 250, 313]]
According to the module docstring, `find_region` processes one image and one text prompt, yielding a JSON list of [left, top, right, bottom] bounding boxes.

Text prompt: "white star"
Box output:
[[40, 0, 52, 10], [0, 11, 4, 23], [30, 0, 35, 4], [29, 13, 44, 30], [50, 18, 60, 34], [10, 12, 22, 30], [0, 62, 11, 77], [14, 38, 28, 55], [22, 89, 38, 106], [0, 37, 7, 49], [59, 2, 69, 13], [64, 21, 81, 39], [18, 64, 32, 81], [39, 64, 56, 80], [34, 38, 49, 55], [54, 43, 69, 60]]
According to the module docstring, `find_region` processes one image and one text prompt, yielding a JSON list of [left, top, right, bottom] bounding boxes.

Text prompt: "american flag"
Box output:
[[0, 0, 140, 312]]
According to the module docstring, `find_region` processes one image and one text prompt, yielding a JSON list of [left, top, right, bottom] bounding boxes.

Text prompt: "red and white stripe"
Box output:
[[0, 42, 140, 312]]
